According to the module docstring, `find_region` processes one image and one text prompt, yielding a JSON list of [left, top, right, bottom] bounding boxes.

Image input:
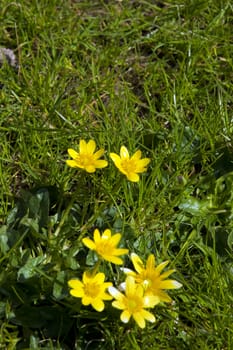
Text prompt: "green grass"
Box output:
[[1, 0, 233, 349]]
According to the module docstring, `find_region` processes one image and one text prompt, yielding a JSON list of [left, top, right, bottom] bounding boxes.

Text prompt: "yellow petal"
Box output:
[[121, 310, 131, 323], [117, 166, 128, 176], [110, 153, 122, 165], [120, 146, 130, 159], [131, 150, 142, 160], [157, 290, 172, 303], [125, 276, 136, 295], [160, 269, 176, 279], [70, 289, 84, 298], [82, 295, 92, 305], [109, 232, 121, 245], [160, 280, 182, 289], [146, 254, 156, 271], [86, 139, 96, 154], [133, 312, 146, 328], [82, 237, 96, 250], [131, 253, 144, 273], [83, 271, 91, 283], [66, 160, 82, 168], [110, 154, 127, 175], [112, 300, 125, 310], [68, 279, 83, 289], [102, 292, 113, 301], [79, 140, 87, 153], [102, 229, 112, 240], [93, 148, 105, 159], [103, 282, 113, 289], [143, 294, 160, 307], [126, 172, 140, 182], [93, 272, 105, 284], [94, 229, 101, 242], [92, 299, 104, 312], [140, 309, 155, 323], [112, 248, 129, 256], [109, 287, 123, 301], [135, 284, 144, 298], [85, 165, 96, 173], [155, 261, 170, 274], [136, 158, 151, 171], [67, 148, 79, 159], [102, 255, 124, 265], [94, 159, 108, 168]]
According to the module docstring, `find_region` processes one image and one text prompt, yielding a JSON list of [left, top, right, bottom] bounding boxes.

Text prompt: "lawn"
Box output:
[[0, 0, 233, 349]]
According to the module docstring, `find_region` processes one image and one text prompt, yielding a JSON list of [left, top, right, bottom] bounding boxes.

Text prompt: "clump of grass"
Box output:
[[0, 0, 233, 349]]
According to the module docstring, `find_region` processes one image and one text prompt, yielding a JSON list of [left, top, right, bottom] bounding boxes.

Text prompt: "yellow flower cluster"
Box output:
[[66, 139, 150, 182], [82, 228, 129, 265], [108, 252, 182, 328], [68, 228, 182, 328], [66, 138, 182, 328], [68, 228, 128, 312]]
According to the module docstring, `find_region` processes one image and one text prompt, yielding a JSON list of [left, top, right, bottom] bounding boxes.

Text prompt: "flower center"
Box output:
[[97, 242, 114, 255], [121, 159, 137, 174], [136, 272, 159, 292], [84, 283, 100, 298], [77, 154, 94, 166], [126, 295, 143, 313], [142, 279, 152, 289]]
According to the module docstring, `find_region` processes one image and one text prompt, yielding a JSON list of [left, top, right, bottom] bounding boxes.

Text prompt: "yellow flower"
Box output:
[[68, 271, 112, 312], [66, 139, 108, 173], [125, 253, 182, 303], [110, 146, 150, 182], [82, 228, 129, 265], [108, 276, 158, 328]]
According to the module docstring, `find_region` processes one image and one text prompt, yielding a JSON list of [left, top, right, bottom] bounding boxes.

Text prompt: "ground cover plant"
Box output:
[[0, 0, 233, 349]]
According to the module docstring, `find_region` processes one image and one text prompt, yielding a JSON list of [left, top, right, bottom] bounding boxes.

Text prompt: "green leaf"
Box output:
[[53, 271, 66, 300], [179, 197, 210, 216], [227, 230, 233, 249], [17, 256, 46, 281], [0, 225, 9, 254], [13, 305, 73, 337]]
